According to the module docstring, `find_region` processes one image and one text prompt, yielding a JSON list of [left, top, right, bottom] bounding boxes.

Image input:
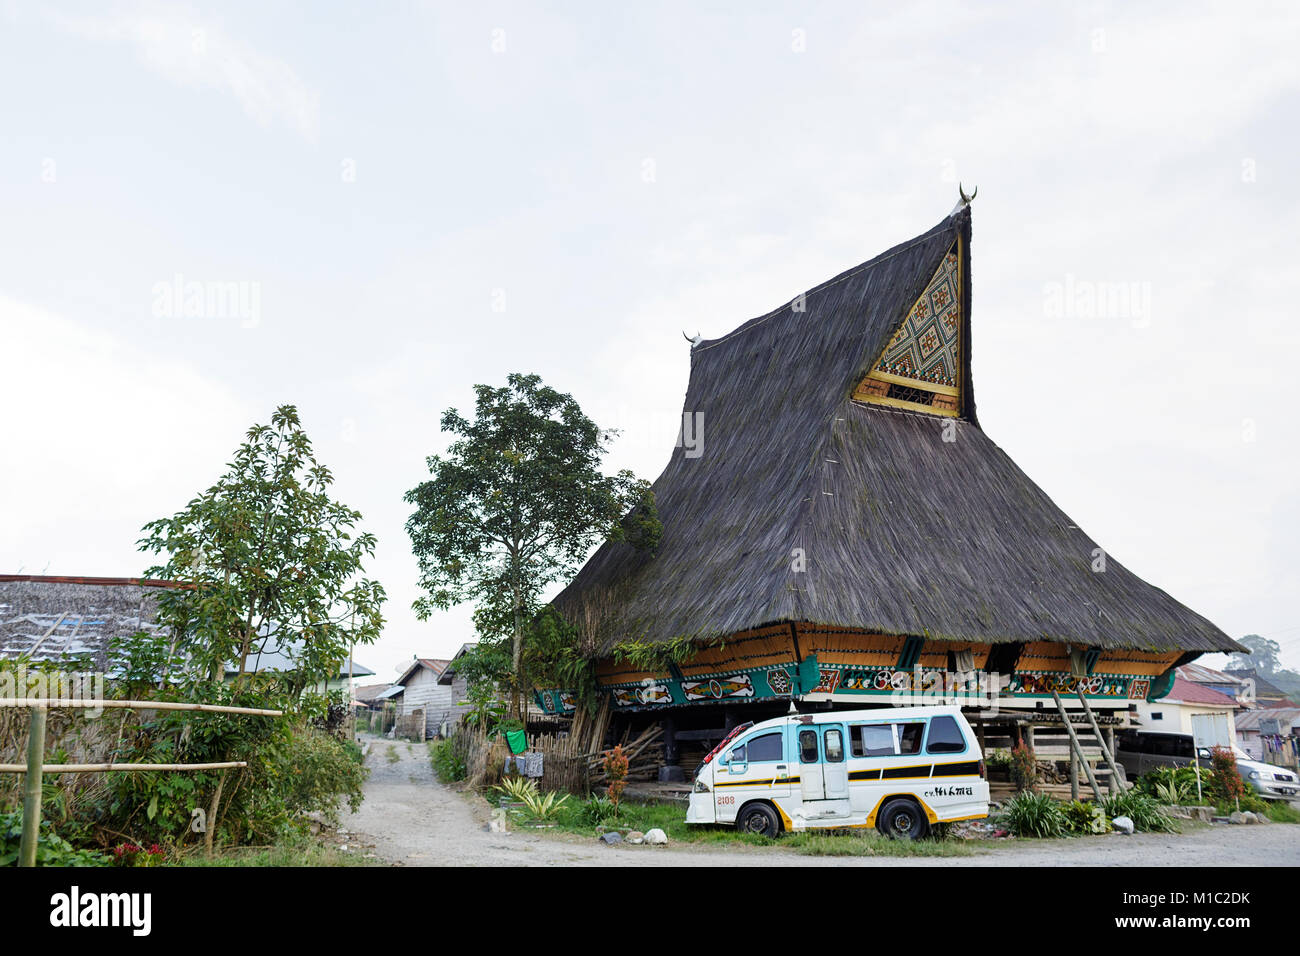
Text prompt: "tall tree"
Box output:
[[404, 373, 660, 716], [1226, 634, 1279, 676], [139, 404, 387, 697]]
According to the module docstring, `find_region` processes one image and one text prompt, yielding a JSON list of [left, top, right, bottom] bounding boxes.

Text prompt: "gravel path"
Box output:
[[344, 734, 1300, 867]]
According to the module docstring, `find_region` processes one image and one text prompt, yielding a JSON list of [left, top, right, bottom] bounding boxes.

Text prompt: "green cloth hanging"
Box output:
[[505, 728, 527, 755]]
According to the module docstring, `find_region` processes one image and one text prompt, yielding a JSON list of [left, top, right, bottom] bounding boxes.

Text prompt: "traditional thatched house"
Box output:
[[0, 575, 375, 695], [542, 203, 1241, 774], [0, 575, 181, 670]]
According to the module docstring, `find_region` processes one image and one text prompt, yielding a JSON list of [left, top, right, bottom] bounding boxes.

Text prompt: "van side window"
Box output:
[[798, 729, 819, 762], [825, 729, 844, 763], [850, 724, 895, 757], [746, 732, 784, 762], [926, 715, 967, 754], [897, 722, 924, 755]]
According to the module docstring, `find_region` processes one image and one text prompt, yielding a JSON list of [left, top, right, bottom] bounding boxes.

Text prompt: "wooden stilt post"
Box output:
[[1051, 691, 1103, 802], [1070, 748, 1079, 801], [1076, 689, 1125, 793], [19, 705, 47, 868]]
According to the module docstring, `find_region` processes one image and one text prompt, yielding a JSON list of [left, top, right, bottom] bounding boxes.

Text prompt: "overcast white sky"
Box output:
[[2, 1, 1297, 682]]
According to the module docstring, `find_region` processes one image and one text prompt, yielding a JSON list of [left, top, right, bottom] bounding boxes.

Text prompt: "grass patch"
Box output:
[[176, 832, 379, 867], [1265, 801, 1300, 824], [385, 745, 400, 764], [784, 830, 974, 857]]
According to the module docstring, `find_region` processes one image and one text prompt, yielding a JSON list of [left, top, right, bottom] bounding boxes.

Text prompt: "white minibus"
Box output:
[[685, 705, 989, 838]]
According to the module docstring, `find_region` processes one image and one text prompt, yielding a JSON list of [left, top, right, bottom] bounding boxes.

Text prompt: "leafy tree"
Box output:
[[138, 404, 386, 697], [136, 405, 386, 853], [404, 373, 660, 717]]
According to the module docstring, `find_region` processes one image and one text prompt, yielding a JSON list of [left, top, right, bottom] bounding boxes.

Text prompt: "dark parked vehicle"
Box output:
[[1114, 731, 1196, 777], [1115, 731, 1300, 799]]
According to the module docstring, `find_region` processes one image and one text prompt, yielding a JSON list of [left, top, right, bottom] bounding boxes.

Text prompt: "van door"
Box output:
[[798, 724, 849, 802]]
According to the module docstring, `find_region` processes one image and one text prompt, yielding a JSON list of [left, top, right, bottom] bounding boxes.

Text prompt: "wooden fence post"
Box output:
[[19, 705, 47, 868]]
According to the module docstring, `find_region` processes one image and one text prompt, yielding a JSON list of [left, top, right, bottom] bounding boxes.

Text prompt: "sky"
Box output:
[[2, 1, 1298, 683]]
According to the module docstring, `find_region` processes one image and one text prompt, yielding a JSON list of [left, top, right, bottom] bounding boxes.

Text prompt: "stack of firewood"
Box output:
[[587, 725, 664, 783]]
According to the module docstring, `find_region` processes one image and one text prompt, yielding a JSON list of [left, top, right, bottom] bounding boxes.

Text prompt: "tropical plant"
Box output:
[[1101, 790, 1178, 833], [111, 843, 167, 867], [495, 776, 539, 805], [1010, 740, 1037, 792], [1061, 799, 1110, 834], [1206, 746, 1246, 805], [404, 373, 660, 717], [582, 794, 618, 825], [519, 788, 570, 822], [603, 744, 630, 813], [998, 790, 1066, 838], [1136, 765, 1205, 804], [0, 812, 110, 867]]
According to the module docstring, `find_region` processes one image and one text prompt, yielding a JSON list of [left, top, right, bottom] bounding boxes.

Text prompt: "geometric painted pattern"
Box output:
[[872, 244, 960, 388]]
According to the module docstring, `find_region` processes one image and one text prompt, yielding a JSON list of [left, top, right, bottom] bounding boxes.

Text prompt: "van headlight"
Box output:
[[693, 778, 711, 793], [1249, 771, 1260, 779]]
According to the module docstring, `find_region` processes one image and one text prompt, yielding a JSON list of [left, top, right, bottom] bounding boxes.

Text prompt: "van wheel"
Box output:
[[878, 799, 928, 840], [738, 803, 781, 838]]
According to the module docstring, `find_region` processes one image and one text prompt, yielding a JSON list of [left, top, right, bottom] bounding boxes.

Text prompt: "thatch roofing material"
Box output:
[[0, 576, 179, 670], [555, 208, 1239, 656]]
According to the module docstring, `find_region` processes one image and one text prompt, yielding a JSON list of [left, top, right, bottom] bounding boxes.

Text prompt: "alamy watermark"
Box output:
[[0, 665, 106, 717], [152, 274, 261, 328], [1044, 274, 1151, 327]]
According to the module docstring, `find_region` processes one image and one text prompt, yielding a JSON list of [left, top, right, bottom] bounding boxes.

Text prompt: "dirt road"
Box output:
[[344, 734, 1300, 866]]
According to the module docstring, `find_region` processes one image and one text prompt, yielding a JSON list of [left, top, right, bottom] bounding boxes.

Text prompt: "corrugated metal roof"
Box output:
[[1164, 676, 1240, 707], [1236, 708, 1300, 732], [1177, 662, 1248, 686]]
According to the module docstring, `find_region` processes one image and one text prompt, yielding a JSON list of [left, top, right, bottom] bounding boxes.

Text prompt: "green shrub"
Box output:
[[430, 738, 467, 783], [0, 812, 109, 867], [985, 748, 1012, 770], [1062, 800, 1110, 834], [1136, 766, 1206, 805], [273, 727, 369, 827], [1101, 790, 1178, 833], [998, 791, 1066, 838], [582, 794, 618, 825]]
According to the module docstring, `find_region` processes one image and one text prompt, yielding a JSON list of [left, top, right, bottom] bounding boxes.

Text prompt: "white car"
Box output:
[[1221, 746, 1300, 800]]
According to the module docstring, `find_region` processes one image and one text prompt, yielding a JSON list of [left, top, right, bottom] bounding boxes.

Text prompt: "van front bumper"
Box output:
[[686, 790, 715, 825]]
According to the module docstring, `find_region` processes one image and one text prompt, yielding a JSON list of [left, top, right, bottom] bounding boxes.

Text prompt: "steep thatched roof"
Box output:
[[554, 208, 1239, 656]]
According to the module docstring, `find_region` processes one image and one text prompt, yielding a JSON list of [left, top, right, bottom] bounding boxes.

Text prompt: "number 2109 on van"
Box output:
[[686, 705, 990, 839]]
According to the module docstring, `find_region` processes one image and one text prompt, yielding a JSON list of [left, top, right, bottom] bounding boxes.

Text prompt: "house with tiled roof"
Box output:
[[1133, 669, 1241, 740]]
